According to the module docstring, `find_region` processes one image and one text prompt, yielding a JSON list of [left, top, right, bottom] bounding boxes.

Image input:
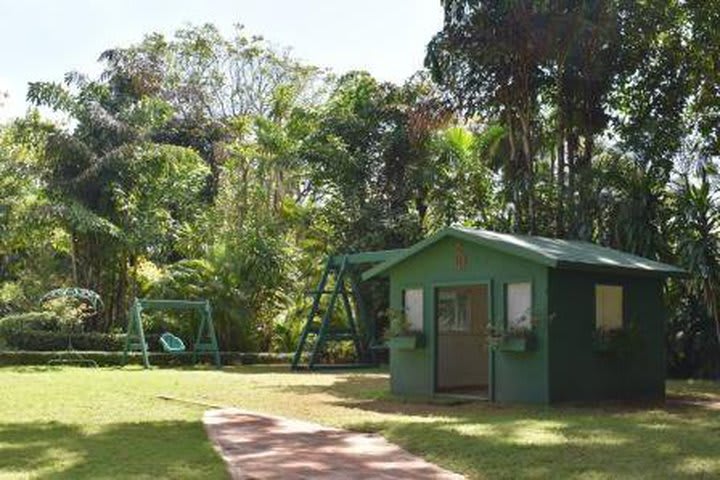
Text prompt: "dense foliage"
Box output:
[[427, 0, 720, 376], [0, 11, 719, 376]]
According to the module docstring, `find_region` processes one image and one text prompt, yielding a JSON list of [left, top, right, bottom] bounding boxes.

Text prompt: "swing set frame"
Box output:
[[122, 298, 221, 369], [291, 249, 405, 370]]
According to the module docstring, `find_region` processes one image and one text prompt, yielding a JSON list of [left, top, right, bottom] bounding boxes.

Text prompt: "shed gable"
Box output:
[[363, 227, 684, 281]]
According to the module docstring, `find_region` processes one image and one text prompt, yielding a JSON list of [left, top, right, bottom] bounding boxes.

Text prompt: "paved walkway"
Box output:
[[203, 408, 464, 479]]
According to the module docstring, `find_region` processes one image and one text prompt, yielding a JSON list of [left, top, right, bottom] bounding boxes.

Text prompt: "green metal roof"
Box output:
[[362, 227, 686, 281]]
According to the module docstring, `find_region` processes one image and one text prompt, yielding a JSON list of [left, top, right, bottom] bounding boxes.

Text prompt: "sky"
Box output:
[[0, 0, 444, 121]]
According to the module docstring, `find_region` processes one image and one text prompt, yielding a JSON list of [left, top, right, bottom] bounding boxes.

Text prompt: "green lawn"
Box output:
[[0, 366, 718, 479]]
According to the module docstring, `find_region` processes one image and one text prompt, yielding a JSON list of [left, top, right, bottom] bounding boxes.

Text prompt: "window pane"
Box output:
[[404, 289, 424, 332], [596, 285, 623, 330], [507, 283, 532, 328], [437, 291, 456, 332], [456, 293, 470, 331], [437, 290, 472, 333]]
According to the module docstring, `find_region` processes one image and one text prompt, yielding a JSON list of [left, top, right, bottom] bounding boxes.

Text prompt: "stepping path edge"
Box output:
[[203, 408, 465, 480]]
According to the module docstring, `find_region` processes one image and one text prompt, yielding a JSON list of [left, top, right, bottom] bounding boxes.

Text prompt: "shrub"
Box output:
[[317, 340, 358, 364], [0, 350, 297, 367], [0, 281, 32, 316], [0, 311, 64, 334], [384, 308, 413, 339], [270, 310, 305, 353], [2, 330, 132, 351]]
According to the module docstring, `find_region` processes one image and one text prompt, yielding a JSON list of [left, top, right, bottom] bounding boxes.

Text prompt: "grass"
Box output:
[[0, 366, 718, 479]]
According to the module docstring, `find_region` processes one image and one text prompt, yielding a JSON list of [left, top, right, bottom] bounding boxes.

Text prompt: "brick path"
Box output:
[[203, 408, 464, 479]]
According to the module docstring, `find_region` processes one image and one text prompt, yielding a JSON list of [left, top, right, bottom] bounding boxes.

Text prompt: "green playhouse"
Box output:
[[363, 227, 685, 404]]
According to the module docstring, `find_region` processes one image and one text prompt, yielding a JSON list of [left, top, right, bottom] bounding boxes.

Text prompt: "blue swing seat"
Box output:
[[159, 332, 186, 353]]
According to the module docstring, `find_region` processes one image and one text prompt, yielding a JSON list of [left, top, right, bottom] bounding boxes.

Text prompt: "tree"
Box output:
[[425, 1, 690, 239], [100, 24, 327, 193], [423, 124, 500, 230], [427, 0, 551, 232], [670, 168, 720, 374], [0, 114, 60, 314], [303, 71, 459, 251], [27, 71, 209, 329]]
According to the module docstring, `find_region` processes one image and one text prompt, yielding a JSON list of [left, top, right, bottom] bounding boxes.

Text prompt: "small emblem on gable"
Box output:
[[455, 242, 468, 271]]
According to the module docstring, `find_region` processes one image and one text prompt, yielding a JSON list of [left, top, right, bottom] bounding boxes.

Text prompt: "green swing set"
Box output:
[[122, 298, 221, 369], [292, 249, 404, 370]]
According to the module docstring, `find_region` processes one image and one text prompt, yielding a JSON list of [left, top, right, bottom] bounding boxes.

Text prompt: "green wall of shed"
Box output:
[[547, 270, 666, 402], [387, 237, 551, 404]]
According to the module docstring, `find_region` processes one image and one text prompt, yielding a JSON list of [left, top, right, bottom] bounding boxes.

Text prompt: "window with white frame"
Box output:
[[506, 282, 532, 329], [595, 285, 623, 330], [403, 289, 424, 332]]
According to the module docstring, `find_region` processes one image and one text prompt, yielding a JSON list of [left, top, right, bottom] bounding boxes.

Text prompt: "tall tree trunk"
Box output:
[[555, 61, 567, 237], [505, 111, 519, 232], [518, 112, 534, 234], [567, 132, 578, 236], [557, 136, 566, 237], [704, 281, 720, 369], [415, 192, 428, 230], [577, 133, 594, 239], [69, 231, 79, 285]]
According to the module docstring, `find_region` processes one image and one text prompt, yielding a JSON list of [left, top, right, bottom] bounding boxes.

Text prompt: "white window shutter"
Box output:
[[404, 289, 424, 332], [507, 283, 532, 328]]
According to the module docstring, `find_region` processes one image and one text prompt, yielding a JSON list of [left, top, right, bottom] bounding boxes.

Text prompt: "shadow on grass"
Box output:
[[0, 364, 297, 375], [0, 420, 225, 479], [277, 374, 720, 479], [218, 365, 389, 376]]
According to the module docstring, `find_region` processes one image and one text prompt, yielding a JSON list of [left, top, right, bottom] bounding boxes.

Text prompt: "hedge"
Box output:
[[2, 330, 135, 351], [0, 311, 63, 333], [0, 350, 297, 367]]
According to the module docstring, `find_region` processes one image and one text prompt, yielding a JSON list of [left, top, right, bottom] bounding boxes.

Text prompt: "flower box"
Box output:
[[499, 335, 536, 352], [592, 336, 614, 352], [388, 333, 425, 350], [592, 327, 641, 355]]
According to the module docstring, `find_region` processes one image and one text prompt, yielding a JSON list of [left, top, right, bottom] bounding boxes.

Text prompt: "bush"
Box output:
[[0, 350, 298, 367], [0, 311, 126, 352], [0, 281, 33, 316], [2, 330, 131, 351], [0, 311, 64, 334], [317, 340, 358, 364]]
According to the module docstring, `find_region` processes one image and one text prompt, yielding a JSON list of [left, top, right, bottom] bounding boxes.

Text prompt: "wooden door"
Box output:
[[436, 285, 489, 391]]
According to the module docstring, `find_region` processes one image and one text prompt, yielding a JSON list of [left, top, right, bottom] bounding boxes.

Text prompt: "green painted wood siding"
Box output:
[[547, 270, 666, 402], [387, 237, 551, 403]]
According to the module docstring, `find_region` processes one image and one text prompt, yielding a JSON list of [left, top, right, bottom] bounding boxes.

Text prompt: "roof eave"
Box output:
[[555, 260, 688, 278], [362, 229, 448, 281]]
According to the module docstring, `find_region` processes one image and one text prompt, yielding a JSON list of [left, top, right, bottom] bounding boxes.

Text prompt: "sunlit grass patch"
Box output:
[[674, 456, 720, 475], [0, 367, 718, 479]]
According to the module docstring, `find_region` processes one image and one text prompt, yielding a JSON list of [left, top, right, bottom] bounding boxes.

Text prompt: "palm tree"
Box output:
[[671, 169, 720, 358]]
